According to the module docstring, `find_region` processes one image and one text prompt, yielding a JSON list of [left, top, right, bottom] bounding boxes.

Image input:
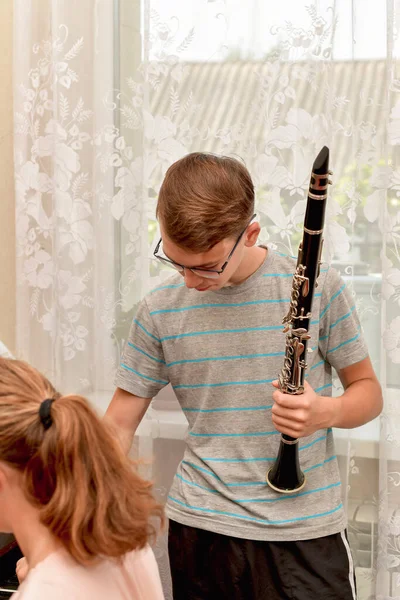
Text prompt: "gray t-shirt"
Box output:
[[115, 249, 368, 541]]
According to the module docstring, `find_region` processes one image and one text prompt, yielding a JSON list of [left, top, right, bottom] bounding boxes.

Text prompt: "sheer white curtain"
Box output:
[[13, 1, 400, 598]]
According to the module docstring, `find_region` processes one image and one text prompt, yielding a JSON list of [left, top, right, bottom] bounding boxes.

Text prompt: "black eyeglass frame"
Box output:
[[153, 213, 257, 277]]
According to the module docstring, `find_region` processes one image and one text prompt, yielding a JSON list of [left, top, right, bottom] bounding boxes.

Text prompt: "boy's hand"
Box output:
[[16, 556, 29, 584], [271, 380, 336, 438]]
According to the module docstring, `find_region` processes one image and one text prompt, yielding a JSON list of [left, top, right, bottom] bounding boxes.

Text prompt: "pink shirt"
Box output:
[[12, 546, 164, 600]]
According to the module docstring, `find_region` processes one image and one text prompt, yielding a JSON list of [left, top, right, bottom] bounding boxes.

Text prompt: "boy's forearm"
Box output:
[[105, 387, 152, 454], [104, 410, 138, 455], [328, 377, 383, 430], [112, 423, 137, 455]]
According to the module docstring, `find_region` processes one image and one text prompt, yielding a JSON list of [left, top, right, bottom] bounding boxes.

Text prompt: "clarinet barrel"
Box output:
[[266, 146, 332, 494]]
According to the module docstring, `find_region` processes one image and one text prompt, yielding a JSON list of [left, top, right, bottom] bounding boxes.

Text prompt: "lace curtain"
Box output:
[[13, 1, 400, 598]]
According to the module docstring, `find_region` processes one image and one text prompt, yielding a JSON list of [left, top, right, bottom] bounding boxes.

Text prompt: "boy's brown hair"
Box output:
[[156, 152, 255, 252]]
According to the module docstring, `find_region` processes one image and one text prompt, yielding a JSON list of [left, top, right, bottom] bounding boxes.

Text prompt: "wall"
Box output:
[[0, 0, 15, 353]]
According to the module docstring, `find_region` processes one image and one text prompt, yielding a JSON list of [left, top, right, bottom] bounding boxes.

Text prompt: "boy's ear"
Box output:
[[244, 222, 261, 247]]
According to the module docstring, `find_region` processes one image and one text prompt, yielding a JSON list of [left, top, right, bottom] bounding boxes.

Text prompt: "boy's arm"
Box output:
[[107, 296, 169, 454], [331, 355, 382, 428], [105, 387, 152, 454], [271, 356, 383, 438]]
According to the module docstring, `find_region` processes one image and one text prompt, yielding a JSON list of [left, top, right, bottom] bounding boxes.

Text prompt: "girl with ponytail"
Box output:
[[0, 357, 164, 599]]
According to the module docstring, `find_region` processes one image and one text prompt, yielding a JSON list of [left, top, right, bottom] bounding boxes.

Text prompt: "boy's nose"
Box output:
[[183, 269, 204, 288]]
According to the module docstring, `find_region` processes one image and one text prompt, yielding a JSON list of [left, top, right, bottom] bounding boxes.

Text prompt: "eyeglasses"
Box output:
[[153, 214, 257, 280]]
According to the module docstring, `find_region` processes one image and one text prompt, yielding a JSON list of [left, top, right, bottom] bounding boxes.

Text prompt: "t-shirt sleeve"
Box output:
[[114, 297, 169, 398], [318, 267, 369, 372]]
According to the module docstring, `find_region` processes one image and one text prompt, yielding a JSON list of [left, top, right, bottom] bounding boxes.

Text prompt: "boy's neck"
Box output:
[[226, 245, 267, 287]]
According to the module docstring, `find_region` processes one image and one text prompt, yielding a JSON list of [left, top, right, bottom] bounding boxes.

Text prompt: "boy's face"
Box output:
[[160, 222, 260, 292]]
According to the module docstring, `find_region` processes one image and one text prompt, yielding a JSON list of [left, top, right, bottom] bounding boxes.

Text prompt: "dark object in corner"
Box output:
[[0, 535, 22, 599]]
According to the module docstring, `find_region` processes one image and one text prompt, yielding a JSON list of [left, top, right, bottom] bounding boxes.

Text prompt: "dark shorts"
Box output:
[[168, 520, 357, 600]]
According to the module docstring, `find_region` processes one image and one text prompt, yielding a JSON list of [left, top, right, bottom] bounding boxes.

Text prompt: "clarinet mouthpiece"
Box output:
[[312, 146, 330, 175]]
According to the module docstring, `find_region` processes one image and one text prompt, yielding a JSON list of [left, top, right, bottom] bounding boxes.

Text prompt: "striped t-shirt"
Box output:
[[115, 249, 368, 542]]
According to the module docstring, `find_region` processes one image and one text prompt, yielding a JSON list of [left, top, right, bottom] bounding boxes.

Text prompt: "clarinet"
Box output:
[[266, 146, 332, 494]]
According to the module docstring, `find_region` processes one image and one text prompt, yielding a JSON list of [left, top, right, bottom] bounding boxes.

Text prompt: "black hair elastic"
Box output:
[[39, 398, 55, 430]]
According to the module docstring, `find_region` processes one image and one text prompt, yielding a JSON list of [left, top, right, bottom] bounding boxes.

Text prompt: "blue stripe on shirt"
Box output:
[[174, 378, 275, 390], [201, 436, 330, 463], [192, 454, 337, 476], [175, 474, 219, 493], [180, 462, 272, 487], [189, 430, 279, 438], [275, 252, 297, 259], [127, 342, 165, 364], [150, 294, 322, 316], [162, 324, 321, 342], [167, 495, 343, 525], [261, 269, 328, 277], [227, 481, 267, 487], [167, 351, 284, 367], [320, 283, 346, 318], [262, 273, 293, 278], [319, 307, 358, 342], [176, 473, 267, 492], [330, 305, 356, 329], [134, 319, 160, 342], [189, 429, 332, 441], [120, 363, 168, 385], [299, 433, 329, 451], [182, 404, 273, 413], [320, 305, 356, 341], [261, 274, 325, 282], [328, 332, 360, 354], [160, 325, 283, 342], [202, 457, 276, 463], [315, 383, 332, 394], [310, 360, 325, 371], [303, 455, 336, 473], [150, 298, 291, 315], [235, 482, 341, 502], [149, 283, 185, 293], [182, 461, 221, 479]]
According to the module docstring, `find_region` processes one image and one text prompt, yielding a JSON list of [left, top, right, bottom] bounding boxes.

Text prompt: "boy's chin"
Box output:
[[195, 285, 213, 292], [193, 279, 229, 292], [194, 283, 223, 292]]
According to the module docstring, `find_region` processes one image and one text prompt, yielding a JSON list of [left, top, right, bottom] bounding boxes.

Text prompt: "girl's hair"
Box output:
[[0, 357, 164, 565], [156, 152, 255, 252]]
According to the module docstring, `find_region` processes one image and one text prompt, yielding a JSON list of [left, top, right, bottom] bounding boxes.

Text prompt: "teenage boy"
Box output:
[[106, 152, 382, 599]]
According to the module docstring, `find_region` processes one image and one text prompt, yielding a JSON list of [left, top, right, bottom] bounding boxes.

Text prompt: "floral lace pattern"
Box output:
[[14, 2, 400, 598]]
